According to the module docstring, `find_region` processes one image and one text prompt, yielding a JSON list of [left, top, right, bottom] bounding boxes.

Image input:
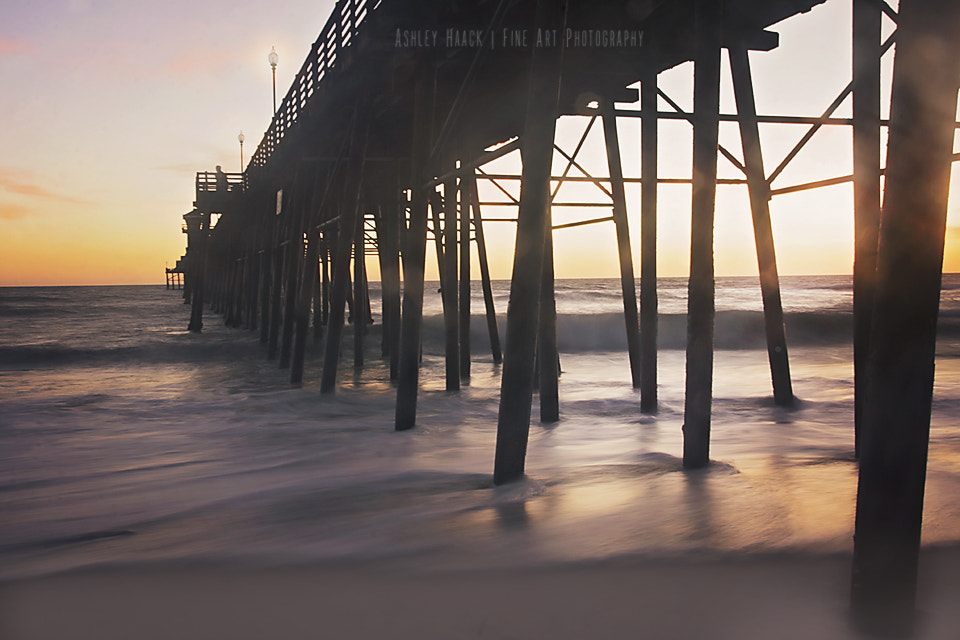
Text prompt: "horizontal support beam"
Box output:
[[579, 109, 876, 126], [424, 139, 522, 189], [477, 175, 749, 185], [480, 202, 613, 208], [553, 216, 615, 230]]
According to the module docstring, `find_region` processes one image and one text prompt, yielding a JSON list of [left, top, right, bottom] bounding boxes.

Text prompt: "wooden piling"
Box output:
[[353, 204, 367, 369], [259, 211, 276, 345], [682, 0, 722, 470], [459, 163, 472, 381], [640, 67, 658, 413], [187, 212, 209, 333], [259, 247, 272, 344], [430, 191, 446, 300], [291, 228, 319, 386], [267, 212, 286, 359], [395, 75, 432, 430], [321, 237, 331, 329], [851, 0, 960, 633], [852, 0, 883, 457], [246, 250, 260, 330], [312, 252, 323, 339], [600, 100, 642, 389], [291, 165, 331, 386], [493, 0, 564, 485], [443, 174, 461, 391], [539, 214, 559, 423], [320, 118, 367, 394], [469, 175, 503, 364], [376, 181, 402, 379], [729, 46, 794, 407], [279, 208, 304, 370]]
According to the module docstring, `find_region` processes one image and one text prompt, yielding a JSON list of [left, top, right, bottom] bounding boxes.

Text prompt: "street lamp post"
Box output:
[[238, 131, 245, 172], [269, 47, 279, 116]]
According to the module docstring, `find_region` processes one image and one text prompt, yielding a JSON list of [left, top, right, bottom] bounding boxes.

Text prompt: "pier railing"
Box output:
[[196, 171, 246, 194], [247, 0, 380, 175]]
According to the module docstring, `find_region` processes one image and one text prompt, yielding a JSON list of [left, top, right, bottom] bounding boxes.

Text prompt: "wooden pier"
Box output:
[[173, 0, 960, 633]]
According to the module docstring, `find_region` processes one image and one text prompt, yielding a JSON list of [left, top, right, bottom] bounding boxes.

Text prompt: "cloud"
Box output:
[[0, 203, 30, 220], [0, 37, 35, 56], [154, 162, 207, 175], [163, 47, 238, 78], [0, 170, 88, 205]]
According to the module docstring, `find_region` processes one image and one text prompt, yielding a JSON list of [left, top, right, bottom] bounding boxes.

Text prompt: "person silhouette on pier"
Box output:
[[215, 165, 228, 192]]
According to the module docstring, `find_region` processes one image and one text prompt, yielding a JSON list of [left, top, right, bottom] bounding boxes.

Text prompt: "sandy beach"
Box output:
[[4, 547, 960, 640]]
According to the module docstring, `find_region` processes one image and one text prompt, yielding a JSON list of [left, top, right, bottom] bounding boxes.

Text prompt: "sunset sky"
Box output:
[[1, 0, 956, 286]]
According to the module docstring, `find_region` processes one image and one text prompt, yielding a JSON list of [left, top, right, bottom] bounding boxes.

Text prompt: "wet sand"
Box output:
[[3, 547, 960, 640]]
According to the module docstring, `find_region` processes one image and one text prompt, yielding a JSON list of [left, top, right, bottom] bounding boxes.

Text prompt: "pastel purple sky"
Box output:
[[3, 0, 953, 286], [1, 0, 335, 285]]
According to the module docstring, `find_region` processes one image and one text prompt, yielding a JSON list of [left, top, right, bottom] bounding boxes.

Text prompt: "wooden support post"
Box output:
[[259, 212, 275, 344], [321, 236, 330, 328], [374, 200, 390, 360], [376, 183, 402, 379], [344, 242, 355, 323], [853, 0, 883, 457], [427, 191, 447, 320], [459, 163, 472, 380], [682, 0, 721, 470], [729, 47, 794, 407], [363, 261, 372, 327], [493, 0, 563, 485], [232, 258, 245, 329], [247, 250, 259, 330], [267, 222, 286, 359], [291, 167, 327, 386], [312, 253, 323, 339], [353, 206, 366, 369], [225, 260, 235, 322], [443, 173, 461, 391], [183, 254, 192, 304], [469, 174, 502, 364], [321, 123, 366, 394], [291, 228, 319, 386], [187, 212, 209, 333], [230, 258, 241, 328], [640, 66, 659, 413], [539, 214, 559, 423], [220, 260, 233, 324], [259, 247, 272, 344], [320, 220, 355, 391], [279, 217, 304, 369], [396, 75, 431, 430], [601, 99, 642, 389], [851, 0, 960, 634]]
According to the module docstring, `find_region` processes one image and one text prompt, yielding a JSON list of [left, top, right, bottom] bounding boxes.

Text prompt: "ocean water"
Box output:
[[3, 276, 960, 580]]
